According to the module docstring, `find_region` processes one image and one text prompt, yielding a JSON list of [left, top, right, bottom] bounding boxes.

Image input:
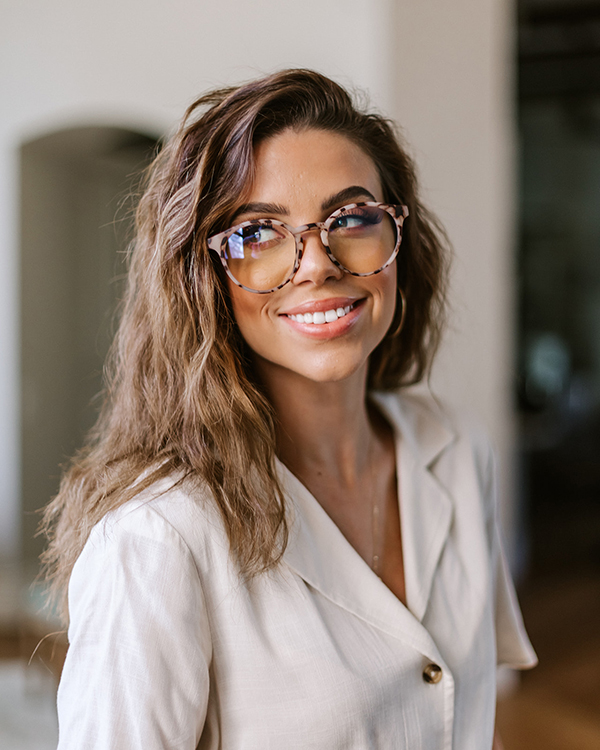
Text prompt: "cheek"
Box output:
[[227, 281, 271, 347], [377, 267, 399, 328], [228, 285, 251, 329]]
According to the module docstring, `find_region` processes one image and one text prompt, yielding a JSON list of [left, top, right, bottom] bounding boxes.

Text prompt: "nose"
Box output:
[[291, 227, 344, 286]]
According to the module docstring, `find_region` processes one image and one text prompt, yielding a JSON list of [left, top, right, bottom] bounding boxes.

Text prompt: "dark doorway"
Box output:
[[20, 126, 158, 563], [518, 1, 600, 579]]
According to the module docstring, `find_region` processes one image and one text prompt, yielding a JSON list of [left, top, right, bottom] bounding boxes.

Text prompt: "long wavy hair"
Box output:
[[41, 69, 450, 618]]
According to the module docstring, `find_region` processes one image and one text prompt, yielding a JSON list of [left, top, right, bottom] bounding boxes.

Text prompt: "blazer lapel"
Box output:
[[372, 390, 456, 622], [279, 462, 444, 661]]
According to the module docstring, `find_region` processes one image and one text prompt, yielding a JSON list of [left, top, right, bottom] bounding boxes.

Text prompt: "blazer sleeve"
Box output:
[[483, 445, 538, 670], [57, 503, 212, 750], [494, 526, 537, 669]]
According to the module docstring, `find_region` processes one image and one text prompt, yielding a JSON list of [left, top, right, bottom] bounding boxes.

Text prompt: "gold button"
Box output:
[[423, 663, 443, 684]]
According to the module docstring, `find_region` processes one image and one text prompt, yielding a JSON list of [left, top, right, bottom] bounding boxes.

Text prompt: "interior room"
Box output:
[[0, 0, 598, 747]]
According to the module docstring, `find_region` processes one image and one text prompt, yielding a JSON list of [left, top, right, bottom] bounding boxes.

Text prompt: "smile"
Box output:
[[287, 303, 355, 325]]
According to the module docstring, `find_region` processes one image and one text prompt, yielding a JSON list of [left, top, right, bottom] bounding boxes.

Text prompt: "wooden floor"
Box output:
[[496, 571, 600, 750]]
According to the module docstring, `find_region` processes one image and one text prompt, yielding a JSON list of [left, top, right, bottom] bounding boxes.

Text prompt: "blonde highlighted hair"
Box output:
[[41, 69, 450, 618]]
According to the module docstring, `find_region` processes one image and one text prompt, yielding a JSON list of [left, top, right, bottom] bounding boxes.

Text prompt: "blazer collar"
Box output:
[[279, 387, 456, 656]]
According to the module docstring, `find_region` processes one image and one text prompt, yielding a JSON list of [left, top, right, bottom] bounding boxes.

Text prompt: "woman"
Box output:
[[44, 69, 536, 749]]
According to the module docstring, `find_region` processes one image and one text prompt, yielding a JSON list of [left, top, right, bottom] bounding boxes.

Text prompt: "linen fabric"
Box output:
[[56, 390, 537, 750]]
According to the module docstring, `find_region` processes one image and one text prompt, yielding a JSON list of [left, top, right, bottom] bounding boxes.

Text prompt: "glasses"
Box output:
[[207, 201, 409, 294]]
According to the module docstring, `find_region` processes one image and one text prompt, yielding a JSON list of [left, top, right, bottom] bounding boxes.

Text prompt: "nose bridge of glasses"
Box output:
[[291, 221, 323, 237], [290, 222, 343, 284], [292, 221, 329, 251]]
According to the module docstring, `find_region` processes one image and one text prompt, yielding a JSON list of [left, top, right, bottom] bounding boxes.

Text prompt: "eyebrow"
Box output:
[[232, 186, 378, 222], [321, 186, 378, 212], [232, 201, 288, 221]]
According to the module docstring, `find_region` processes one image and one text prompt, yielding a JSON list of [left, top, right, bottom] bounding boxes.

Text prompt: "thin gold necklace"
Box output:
[[370, 441, 386, 576]]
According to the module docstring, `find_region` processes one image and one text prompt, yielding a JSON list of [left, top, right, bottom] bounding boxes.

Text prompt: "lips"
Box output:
[[280, 297, 364, 338], [280, 296, 361, 316], [287, 303, 355, 325]]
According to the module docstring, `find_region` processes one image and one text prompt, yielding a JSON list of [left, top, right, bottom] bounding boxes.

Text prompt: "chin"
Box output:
[[268, 350, 370, 385]]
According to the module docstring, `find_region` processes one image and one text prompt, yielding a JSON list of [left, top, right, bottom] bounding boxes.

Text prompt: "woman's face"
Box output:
[[226, 128, 398, 386]]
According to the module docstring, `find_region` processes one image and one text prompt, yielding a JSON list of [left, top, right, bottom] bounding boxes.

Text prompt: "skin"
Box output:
[[227, 127, 504, 747], [227, 128, 406, 604]]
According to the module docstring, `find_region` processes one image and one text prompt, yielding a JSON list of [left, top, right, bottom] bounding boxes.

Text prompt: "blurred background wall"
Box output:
[[0, 0, 517, 566]]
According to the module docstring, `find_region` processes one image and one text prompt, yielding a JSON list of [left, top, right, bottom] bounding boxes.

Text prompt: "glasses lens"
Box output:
[[327, 206, 398, 274], [224, 222, 296, 291]]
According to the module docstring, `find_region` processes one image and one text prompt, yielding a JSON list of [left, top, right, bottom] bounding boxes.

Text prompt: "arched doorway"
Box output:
[[20, 126, 158, 563]]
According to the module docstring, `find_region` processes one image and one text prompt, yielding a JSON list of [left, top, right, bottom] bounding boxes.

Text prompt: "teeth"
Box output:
[[288, 304, 353, 324]]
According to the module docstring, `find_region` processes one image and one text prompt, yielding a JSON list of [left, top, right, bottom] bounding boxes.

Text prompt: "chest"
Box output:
[[199, 537, 496, 750], [293, 448, 406, 604]]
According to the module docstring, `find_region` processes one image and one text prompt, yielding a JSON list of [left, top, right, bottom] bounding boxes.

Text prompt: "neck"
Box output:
[[255, 358, 380, 489]]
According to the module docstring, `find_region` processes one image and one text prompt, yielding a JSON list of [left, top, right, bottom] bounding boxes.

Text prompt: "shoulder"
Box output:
[[373, 384, 494, 467], [80, 472, 229, 581], [373, 385, 497, 518]]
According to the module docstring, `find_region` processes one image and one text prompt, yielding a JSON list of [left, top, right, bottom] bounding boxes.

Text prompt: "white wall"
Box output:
[[0, 0, 517, 559], [388, 1, 519, 543]]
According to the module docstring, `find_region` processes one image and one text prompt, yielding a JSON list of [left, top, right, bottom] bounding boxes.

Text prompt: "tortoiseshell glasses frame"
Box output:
[[207, 201, 409, 294]]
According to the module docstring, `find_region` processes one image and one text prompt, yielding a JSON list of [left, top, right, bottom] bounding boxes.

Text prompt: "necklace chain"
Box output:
[[370, 440, 386, 576], [372, 501, 382, 574]]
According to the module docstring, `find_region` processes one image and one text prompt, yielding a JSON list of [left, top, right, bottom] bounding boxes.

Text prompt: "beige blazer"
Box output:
[[57, 389, 536, 750]]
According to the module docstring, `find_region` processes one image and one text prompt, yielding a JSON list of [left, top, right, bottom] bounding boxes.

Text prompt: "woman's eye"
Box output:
[[330, 207, 384, 234], [331, 214, 367, 231], [243, 224, 281, 246]]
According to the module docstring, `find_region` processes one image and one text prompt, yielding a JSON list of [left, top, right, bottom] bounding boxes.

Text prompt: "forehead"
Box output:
[[246, 128, 383, 208]]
